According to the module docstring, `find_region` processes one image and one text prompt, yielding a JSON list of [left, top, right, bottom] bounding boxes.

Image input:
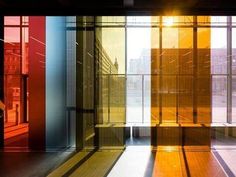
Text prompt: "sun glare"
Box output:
[[164, 17, 174, 26]]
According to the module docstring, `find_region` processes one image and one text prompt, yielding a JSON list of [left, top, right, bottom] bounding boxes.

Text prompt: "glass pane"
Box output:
[[4, 27, 20, 43], [211, 16, 227, 26], [162, 28, 178, 75], [179, 28, 193, 75], [197, 28, 210, 75], [211, 28, 227, 74], [197, 27, 211, 123], [66, 16, 76, 27], [197, 76, 211, 123], [162, 76, 177, 122], [127, 75, 142, 123], [109, 75, 125, 123], [197, 16, 211, 26], [197, 16, 227, 26], [163, 16, 193, 26], [100, 28, 125, 74], [66, 16, 76, 147], [151, 75, 160, 123], [4, 16, 20, 25], [127, 22, 151, 123], [4, 76, 21, 127], [232, 76, 236, 123], [97, 75, 109, 123], [4, 48, 21, 75], [232, 16, 236, 26], [84, 113, 95, 148], [150, 28, 160, 123], [22, 16, 29, 25], [232, 28, 236, 74], [22, 27, 29, 74], [127, 28, 151, 74], [127, 16, 152, 26], [178, 76, 193, 123], [96, 26, 126, 125], [212, 76, 227, 123], [99, 16, 126, 26], [144, 75, 151, 123]]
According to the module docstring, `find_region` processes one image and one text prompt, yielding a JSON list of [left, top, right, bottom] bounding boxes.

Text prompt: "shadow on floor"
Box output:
[[0, 150, 74, 177]]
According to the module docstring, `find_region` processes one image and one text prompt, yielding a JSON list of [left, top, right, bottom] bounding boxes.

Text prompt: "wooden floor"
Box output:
[[48, 146, 232, 177]]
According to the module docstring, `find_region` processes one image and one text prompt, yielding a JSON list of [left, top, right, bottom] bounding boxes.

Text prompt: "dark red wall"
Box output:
[[28, 16, 46, 150]]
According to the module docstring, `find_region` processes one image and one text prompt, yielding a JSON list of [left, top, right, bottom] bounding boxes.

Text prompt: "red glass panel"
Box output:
[[4, 16, 29, 147]]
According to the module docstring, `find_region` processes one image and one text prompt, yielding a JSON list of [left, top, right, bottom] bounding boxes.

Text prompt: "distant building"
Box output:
[[95, 38, 118, 74]]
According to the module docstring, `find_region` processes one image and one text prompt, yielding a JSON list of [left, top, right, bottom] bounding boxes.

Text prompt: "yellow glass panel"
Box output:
[[197, 16, 211, 26]]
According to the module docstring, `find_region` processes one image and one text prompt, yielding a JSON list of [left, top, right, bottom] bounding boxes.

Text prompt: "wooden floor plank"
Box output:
[[69, 150, 122, 177], [185, 151, 227, 177], [152, 151, 186, 177], [47, 151, 90, 177]]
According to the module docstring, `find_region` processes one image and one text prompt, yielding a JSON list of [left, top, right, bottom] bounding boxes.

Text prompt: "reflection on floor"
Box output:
[[108, 146, 236, 177], [0, 150, 74, 177], [48, 150, 91, 177], [108, 146, 154, 177], [4, 123, 28, 147], [69, 150, 122, 177], [213, 149, 236, 176], [126, 137, 150, 146], [2, 146, 236, 177], [47, 149, 123, 177]]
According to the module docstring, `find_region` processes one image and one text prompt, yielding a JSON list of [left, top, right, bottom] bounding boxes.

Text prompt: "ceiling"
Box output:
[[0, 0, 236, 15]]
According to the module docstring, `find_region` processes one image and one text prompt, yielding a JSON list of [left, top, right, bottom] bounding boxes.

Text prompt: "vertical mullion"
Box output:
[[159, 16, 163, 123], [125, 16, 127, 124], [142, 74, 144, 123], [0, 16, 4, 148], [93, 16, 99, 147], [227, 16, 232, 124], [108, 74, 110, 123], [20, 16, 23, 124], [193, 16, 198, 124]]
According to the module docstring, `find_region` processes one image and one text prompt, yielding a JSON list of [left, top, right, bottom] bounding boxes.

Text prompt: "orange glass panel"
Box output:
[[197, 27, 211, 123]]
